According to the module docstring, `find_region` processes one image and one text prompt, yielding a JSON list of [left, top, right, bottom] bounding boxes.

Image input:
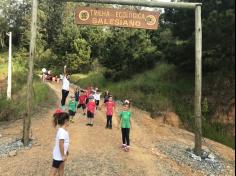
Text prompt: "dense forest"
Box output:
[[0, 0, 235, 148]]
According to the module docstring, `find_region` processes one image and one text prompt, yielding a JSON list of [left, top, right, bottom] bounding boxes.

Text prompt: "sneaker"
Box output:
[[121, 144, 127, 149], [61, 105, 66, 111], [86, 123, 90, 126], [124, 146, 130, 152]]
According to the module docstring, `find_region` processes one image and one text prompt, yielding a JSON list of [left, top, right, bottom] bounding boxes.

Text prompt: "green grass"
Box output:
[[0, 52, 8, 76], [0, 72, 56, 121], [71, 63, 235, 149], [72, 63, 194, 117], [0, 51, 56, 122], [0, 64, 7, 72], [70, 73, 89, 82]]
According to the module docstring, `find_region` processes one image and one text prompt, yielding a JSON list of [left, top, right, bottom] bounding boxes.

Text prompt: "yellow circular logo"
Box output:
[[146, 15, 156, 26], [79, 10, 90, 21]]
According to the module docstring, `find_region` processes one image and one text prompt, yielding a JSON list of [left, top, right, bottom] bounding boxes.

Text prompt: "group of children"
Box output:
[[50, 86, 132, 176], [67, 86, 102, 126]]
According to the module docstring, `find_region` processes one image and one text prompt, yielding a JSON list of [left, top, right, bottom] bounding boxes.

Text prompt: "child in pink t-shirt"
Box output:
[[104, 96, 116, 129], [86, 96, 96, 127]]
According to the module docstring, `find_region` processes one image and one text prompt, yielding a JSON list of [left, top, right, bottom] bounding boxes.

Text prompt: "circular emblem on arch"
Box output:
[[79, 10, 90, 21], [146, 15, 156, 26]]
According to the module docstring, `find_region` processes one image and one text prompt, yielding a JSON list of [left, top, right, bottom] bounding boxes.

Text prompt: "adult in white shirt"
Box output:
[[61, 66, 70, 109]]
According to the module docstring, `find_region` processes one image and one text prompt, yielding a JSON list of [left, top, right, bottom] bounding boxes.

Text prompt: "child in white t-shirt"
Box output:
[[94, 89, 102, 110], [50, 109, 70, 176]]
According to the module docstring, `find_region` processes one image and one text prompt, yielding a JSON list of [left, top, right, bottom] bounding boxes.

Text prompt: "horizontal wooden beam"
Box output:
[[63, 0, 202, 9]]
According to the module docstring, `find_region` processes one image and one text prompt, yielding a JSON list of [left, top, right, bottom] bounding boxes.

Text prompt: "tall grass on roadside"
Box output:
[[73, 63, 194, 118], [0, 71, 56, 121]]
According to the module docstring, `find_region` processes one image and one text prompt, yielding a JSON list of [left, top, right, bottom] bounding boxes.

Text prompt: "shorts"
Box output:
[[77, 104, 86, 110], [107, 115, 113, 118], [87, 111, 94, 118], [52, 159, 64, 169], [95, 100, 100, 106], [69, 110, 76, 116]]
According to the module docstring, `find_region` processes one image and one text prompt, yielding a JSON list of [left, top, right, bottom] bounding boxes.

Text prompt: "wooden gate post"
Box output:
[[194, 5, 202, 155], [23, 0, 38, 146]]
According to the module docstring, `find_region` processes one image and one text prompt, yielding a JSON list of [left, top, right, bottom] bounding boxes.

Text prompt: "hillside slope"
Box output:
[[72, 63, 235, 148]]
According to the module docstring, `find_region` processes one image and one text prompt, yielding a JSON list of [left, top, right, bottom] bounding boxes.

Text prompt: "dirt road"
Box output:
[[0, 82, 235, 176]]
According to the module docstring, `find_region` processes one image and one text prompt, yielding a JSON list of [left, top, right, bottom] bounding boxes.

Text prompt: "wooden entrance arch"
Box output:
[[26, 0, 203, 155]]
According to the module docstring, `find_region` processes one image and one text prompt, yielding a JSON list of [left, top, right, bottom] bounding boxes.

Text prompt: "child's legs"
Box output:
[[49, 168, 57, 176], [50, 160, 63, 176], [83, 105, 86, 113], [109, 116, 112, 127], [70, 115, 75, 121], [90, 117, 93, 124], [106, 116, 109, 127], [121, 128, 126, 144], [125, 128, 130, 146], [58, 162, 65, 176], [61, 90, 69, 106], [69, 110, 73, 119]]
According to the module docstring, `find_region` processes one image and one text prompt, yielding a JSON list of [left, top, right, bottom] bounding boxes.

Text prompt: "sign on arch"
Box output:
[[75, 6, 160, 30]]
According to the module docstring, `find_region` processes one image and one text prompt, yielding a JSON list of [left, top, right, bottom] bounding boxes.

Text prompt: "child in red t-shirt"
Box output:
[[103, 96, 116, 129], [77, 90, 87, 116], [86, 96, 96, 126]]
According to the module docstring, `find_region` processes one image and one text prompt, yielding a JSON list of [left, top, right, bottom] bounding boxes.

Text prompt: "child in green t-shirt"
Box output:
[[118, 103, 132, 152], [68, 95, 77, 123]]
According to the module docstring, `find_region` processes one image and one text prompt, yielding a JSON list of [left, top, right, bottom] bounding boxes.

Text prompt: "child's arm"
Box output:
[[64, 65, 67, 75], [59, 139, 67, 161], [130, 118, 132, 129]]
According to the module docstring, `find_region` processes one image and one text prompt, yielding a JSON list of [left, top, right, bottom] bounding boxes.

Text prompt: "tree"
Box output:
[[100, 28, 157, 81], [159, 0, 235, 73]]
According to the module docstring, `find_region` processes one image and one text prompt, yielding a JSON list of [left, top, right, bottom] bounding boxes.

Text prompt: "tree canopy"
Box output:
[[0, 0, 234, 77]]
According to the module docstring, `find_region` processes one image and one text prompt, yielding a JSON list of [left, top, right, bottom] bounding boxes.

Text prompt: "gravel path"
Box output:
[[156, 141, 235, 176], [0, 82, 235, 176]]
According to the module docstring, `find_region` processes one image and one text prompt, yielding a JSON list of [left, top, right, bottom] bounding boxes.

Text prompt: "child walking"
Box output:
[[104, 96, 116, 129], [77, 90, 87, 116], [50, 110, 70, 176], [86, 96, 96, 126], [118, 103, 132, 152], [94, 89, 101, 110], [104, 90, 110, 103], [68, 95, 77, 123], [74, 87, 80, 105]]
